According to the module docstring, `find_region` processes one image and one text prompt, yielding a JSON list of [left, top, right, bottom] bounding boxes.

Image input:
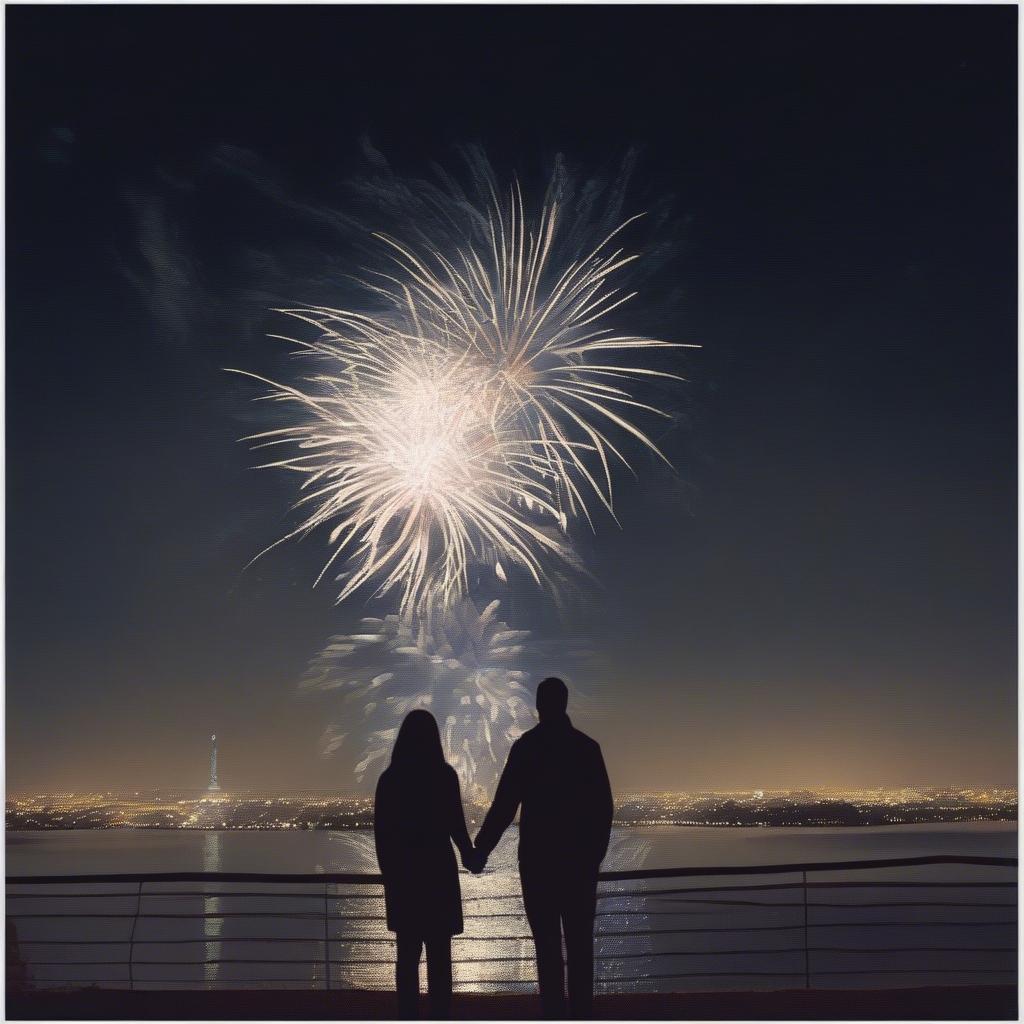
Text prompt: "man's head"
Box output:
[[536, 677, 569, 722]]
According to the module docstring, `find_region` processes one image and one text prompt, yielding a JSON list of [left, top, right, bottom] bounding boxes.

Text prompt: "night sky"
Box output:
[[7, 6, 1016, 794]]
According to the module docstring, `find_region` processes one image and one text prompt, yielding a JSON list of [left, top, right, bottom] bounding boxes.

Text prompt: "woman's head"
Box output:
[[390, 709, 445, 769]]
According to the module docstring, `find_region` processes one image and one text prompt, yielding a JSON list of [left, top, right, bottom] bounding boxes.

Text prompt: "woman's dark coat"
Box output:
[[374, 762, 473, 936]]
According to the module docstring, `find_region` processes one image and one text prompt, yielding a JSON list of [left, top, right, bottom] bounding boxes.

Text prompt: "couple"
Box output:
[[374, 677, 614, 1020]]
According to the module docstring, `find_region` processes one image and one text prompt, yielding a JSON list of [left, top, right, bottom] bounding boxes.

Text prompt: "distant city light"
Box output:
[[6, 786, 1016, 832]]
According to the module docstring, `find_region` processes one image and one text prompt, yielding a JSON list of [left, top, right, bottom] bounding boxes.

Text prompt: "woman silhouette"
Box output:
[[374, 709, 476, 1019]]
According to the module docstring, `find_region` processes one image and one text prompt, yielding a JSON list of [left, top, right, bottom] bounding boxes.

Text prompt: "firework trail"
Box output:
[[231, 156, 693, 615], [301, 597, 596, 804]]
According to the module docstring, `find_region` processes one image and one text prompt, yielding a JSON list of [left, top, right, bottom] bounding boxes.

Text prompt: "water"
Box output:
[[7, 823, 1017, 993], [7, 821, 1017, 875]]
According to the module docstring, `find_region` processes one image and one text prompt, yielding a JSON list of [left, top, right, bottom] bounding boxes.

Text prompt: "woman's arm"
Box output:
[[446, 768, 474, 863]]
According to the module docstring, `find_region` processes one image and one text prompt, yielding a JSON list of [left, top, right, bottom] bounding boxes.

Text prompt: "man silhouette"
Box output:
[[473, 677, 614, 1019]]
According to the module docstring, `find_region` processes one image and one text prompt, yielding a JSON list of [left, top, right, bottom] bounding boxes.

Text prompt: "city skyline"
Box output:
[[6, 725, 1018, 800], [8, 785, 1016, 832], [8, 784, 1018, 800]]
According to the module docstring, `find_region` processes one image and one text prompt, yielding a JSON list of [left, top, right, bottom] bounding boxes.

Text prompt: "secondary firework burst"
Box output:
[[301, 598, 596, 804], [232, 157, 693, 614]]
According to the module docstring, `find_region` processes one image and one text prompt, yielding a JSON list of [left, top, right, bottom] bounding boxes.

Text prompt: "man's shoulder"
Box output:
[[570, 727, 602, 754], [510, 727, 538, 751], [515, 721, 601, 752]]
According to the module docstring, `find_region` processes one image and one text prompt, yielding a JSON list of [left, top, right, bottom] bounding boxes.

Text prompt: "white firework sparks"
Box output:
[[231, 161, 693, 614], [236, 320, 574, 615], [301, 598, 594, 804]]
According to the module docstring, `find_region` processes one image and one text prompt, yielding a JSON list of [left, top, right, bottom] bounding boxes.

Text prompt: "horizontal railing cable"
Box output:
[[8, 880, 1016, 900], [7, 853, 1015, 886]]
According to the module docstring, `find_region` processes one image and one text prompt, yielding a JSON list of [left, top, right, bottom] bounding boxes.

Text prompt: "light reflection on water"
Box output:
[[202, 832, 222, 988], [320, 828, 653, 992]]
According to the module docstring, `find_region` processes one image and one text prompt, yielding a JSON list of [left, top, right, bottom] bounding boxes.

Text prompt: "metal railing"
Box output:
[[7, 855, 1016, 992]]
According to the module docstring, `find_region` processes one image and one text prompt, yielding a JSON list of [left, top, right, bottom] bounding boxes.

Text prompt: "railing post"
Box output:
[[802, 870, 810, 989], [323, 882, 331, 991], [127, 880, 143, 991]]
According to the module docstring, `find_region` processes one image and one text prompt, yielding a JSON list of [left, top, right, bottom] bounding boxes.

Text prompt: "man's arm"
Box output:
[[598, 745, 610, 864], [473, 741, 524, 860], [592, 743, 614, 867]]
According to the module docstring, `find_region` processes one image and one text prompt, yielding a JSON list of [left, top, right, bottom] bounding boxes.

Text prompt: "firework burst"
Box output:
[[301, 598, 595, 803], [236, 325, 574, 615], [231, 158, 692, 614]]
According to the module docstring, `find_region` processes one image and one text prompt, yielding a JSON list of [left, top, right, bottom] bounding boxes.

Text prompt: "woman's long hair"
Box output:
[[389, 709, 446, 771]]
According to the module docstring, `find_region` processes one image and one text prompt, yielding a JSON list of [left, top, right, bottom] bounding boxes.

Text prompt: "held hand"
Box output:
[[472, 846, 487, 874], [463, 845, 486, 874]]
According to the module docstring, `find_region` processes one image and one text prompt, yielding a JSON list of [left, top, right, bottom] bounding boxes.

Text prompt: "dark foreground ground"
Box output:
[[7, 986, 1018, 1020]]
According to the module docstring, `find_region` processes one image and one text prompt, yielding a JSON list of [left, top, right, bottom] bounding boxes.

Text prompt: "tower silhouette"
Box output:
[[208, 734, 221, 792]]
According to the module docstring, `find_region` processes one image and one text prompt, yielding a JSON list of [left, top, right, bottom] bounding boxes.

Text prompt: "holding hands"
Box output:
[[461, 844, 487, 875]]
